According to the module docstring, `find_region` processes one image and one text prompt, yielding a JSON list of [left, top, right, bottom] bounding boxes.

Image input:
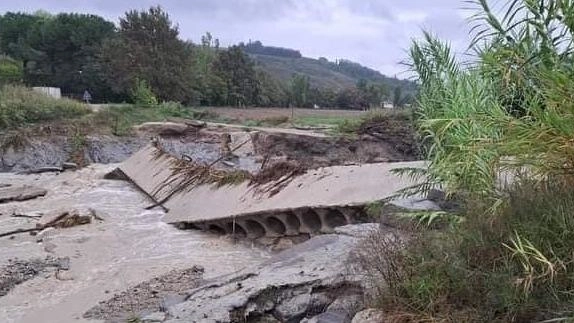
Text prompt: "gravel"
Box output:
[[83, 266, 204, 323], [0, 256, 70, 297]]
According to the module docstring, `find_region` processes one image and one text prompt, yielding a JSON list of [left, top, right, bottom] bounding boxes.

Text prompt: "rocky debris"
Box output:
[[134, 122, 190, 136], [0, 256, 70, 297], [163, 224, 395, 323], [36, 208, 96, 229], [0, 185, 47, 204], [84, 266, 204, 323], [351, 309, 385, 323]]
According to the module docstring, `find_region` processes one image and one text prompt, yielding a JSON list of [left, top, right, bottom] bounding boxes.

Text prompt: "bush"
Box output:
[[131, 79, 158, 107], [0, 85, 89, 129], [357, 180, 574, 322], [0, 55, 23, 85], [364, 1, 574, 321]]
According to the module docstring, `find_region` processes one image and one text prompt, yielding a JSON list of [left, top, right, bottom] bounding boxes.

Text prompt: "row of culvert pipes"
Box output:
[[177, 206, 366, 238]]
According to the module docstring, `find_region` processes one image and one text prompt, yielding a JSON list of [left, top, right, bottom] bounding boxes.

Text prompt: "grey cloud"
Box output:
[[0, 0, 469, 76]]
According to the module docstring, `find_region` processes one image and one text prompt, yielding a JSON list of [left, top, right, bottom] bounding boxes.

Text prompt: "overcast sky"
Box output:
[[0, 0, 473, 77]]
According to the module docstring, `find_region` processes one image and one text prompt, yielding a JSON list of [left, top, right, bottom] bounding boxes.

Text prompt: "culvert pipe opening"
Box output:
[[265, 216, 287, 235], [324, 208, 348, 228], [244, 220, 266, 238], [225, 222, 247, 236], [300, 209, 321, 232]]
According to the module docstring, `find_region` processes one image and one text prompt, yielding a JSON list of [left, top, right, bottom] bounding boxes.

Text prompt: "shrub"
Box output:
[[357, 181, 574, 322], [131, 79, 158, 107], [364, 1, 574, 321], [0, 55, 23, 85], [0, 85, 89, 129]]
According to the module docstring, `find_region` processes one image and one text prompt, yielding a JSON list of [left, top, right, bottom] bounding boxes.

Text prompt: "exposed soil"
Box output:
[[83, 266, 204, 322], [358, 112, 421, 158], [252, 132, 418, 170]]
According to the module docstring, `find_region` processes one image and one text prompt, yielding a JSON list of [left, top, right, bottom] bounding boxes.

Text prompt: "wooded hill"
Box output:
[[0, 7, 415, 109], [242, 41, 415, 93]]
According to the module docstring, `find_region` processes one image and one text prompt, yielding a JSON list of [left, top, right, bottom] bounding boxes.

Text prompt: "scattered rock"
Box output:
[[274, 292, 312, 321], [0, 185, 47, 204], [351, 309, 385, 323], [0, 256, 70, 297], [84, 266, 204, 322]]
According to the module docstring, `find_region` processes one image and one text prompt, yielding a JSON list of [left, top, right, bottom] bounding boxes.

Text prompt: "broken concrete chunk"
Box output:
[[165, 232, 368, 322], [36, 208, 94, 229], [0, 185, 47, 204]]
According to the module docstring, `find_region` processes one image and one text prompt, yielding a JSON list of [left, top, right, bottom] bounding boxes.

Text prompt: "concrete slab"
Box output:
[[117, 145, 426, 236], [0, 185, 47, 204]]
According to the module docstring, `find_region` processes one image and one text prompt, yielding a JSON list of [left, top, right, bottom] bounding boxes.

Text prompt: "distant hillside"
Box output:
[[240, 42, 416, 92]]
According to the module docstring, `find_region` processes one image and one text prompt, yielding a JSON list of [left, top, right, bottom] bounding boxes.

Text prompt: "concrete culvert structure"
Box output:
[[298, 208, 322, 233], [114, 145, 425, 238], [243, 220, 266, 238], [280, 211, 301, 235], [323, 208, 348, 228], [224, 222, 247, 236], [265, 216, 287, 236], [208, 224, 226, 235]]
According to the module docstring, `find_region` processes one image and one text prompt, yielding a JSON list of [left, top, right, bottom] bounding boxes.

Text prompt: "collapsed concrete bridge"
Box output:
[[114, 145, 424, 238]]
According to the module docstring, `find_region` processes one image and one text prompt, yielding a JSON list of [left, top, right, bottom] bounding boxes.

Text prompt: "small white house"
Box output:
[[32, 87, 61, 99]]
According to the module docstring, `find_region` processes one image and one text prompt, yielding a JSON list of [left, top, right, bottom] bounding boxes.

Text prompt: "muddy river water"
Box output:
[[0, 164, 270, 323]]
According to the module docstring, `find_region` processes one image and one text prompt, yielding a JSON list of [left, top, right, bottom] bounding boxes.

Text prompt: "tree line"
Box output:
[[0, 6, 408, 109]]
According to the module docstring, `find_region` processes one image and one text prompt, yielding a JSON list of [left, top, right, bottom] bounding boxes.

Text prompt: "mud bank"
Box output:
[[1, 120, 419, 173]]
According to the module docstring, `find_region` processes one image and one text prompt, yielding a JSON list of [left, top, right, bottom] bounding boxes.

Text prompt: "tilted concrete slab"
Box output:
[[117, 145, 426, 237]]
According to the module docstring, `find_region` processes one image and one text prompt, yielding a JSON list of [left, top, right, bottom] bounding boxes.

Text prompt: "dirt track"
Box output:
[[208, 107, 365, 121]]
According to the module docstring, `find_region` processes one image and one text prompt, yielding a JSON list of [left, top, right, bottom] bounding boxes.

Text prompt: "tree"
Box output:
[[290, 74, 310, 107], [0, 12, 116, 99], [257, 70, 289, 107], [212, 46, 259, 106], [0, 55, 23, 85], [100, 6, 193, 103]]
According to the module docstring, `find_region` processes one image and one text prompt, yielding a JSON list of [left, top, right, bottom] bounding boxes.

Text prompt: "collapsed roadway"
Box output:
[[112, 144, 423, 238]]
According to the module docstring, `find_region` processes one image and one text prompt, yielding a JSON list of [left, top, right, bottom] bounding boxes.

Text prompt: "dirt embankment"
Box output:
[[252, 131, 419, 169], [0, 112, 421, 174]]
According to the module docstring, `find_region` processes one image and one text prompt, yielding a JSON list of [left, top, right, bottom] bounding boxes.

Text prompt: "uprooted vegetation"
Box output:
[[354, 0, 574, 321], [151, 144, 308, 205]]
